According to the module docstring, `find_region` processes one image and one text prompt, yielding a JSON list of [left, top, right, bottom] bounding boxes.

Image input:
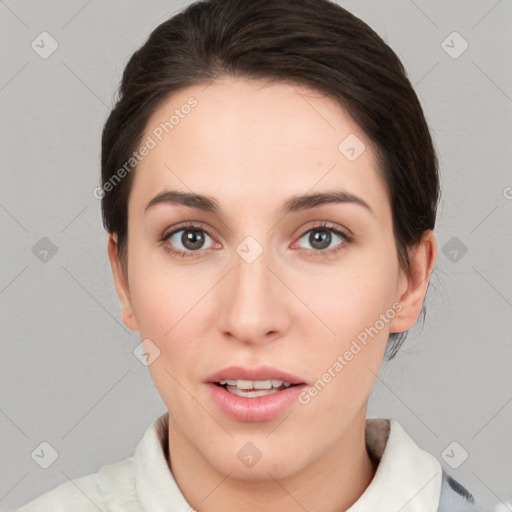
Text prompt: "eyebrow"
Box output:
[[144, 188, 372, 215]]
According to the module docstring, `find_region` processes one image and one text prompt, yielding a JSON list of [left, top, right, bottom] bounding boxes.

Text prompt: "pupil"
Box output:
[[310, 230, 330, 250], [183, 229, 204, 250]]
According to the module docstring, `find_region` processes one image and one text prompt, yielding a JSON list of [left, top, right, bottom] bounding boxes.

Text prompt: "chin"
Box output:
[[205, 442, 311, 482]]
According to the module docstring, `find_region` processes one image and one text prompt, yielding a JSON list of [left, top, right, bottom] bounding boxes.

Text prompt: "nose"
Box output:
[[216, 239, 291, 346]]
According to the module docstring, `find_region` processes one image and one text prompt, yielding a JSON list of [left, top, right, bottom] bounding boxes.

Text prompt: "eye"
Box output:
[[161, 222, 217, 257], [160, 221, 350, 258], [295, 222, 350, 255]]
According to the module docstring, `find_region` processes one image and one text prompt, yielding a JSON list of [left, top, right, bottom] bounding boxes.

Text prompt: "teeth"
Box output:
[[218, 379, 293, 389], [225, 387, 280, 398]]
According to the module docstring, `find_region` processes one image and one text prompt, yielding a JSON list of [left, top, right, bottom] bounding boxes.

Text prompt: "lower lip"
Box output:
[[206, 383, 307, 422]]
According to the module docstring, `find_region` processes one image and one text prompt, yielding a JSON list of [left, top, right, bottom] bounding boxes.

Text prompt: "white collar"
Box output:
[[133, 412, 191, 511], [347, 417, 442, 511], [130, 412, 442, 511]]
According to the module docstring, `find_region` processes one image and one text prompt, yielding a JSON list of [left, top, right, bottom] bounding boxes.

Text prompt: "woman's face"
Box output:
[[110, 76, 419, 480]]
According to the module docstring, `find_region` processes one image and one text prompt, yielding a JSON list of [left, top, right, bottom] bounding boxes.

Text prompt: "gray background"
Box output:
[[1, 0, 511, 510]]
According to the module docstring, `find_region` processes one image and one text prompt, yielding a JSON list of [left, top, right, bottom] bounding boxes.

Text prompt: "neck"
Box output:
[[167, 410, 377, 512]]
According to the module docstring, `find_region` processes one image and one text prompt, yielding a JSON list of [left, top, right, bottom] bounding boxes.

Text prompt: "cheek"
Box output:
[[293, 248, 400, 405], [126, 234, 200, 335], [126, 247, 219, 390], [129, 269, 208, 347], [127, 264, 208, 409], [299, 253, 400, 345], [295, 267, 397, 431]]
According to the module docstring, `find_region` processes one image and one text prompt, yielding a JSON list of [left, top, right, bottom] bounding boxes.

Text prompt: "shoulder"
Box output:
[[13, 412, 170, 512], [13, 457, 135, 512], [438, 468, 479, 512], [438, 470, 512, 512]]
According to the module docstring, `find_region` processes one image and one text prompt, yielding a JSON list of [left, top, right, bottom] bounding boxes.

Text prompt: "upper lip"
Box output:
[[205, 365, 306, 385]]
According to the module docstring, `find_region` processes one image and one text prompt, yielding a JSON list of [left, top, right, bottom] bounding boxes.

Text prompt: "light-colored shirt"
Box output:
[[13, 412, 480, 511]]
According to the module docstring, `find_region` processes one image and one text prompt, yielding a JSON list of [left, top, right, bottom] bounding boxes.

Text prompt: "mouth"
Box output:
[[204, 365, 307, 421], [205, 365, 306, 390], [213, 379, 299, 398]]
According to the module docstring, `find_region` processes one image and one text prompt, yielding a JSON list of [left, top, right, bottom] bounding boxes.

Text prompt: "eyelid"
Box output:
[[161, 220, 215, 240], [295, 220, 352, 242]]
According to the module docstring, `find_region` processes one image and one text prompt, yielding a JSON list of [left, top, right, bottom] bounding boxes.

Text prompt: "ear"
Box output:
[[389, 230, 437, 333], [107, 233, 139, 332]]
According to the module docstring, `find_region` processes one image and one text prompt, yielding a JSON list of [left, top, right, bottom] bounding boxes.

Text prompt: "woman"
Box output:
[[15, 0, 489, 510]]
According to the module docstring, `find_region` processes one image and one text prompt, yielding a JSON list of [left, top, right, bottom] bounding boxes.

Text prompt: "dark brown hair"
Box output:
[[100, 0, 439, 359]]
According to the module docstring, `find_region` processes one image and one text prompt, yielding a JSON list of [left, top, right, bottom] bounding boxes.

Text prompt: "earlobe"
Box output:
[[107, 233, 139, 332], [389, 230, 437, 334]]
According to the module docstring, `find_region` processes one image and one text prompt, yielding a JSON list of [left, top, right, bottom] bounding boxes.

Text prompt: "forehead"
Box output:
[[130, 76, 388, 217]]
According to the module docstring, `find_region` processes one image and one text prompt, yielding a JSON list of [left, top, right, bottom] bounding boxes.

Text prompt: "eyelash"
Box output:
[[160, 221, 352, 259]]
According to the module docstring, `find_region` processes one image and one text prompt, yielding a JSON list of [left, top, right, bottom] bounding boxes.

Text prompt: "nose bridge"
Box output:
[[217, 234, 288, 342]]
